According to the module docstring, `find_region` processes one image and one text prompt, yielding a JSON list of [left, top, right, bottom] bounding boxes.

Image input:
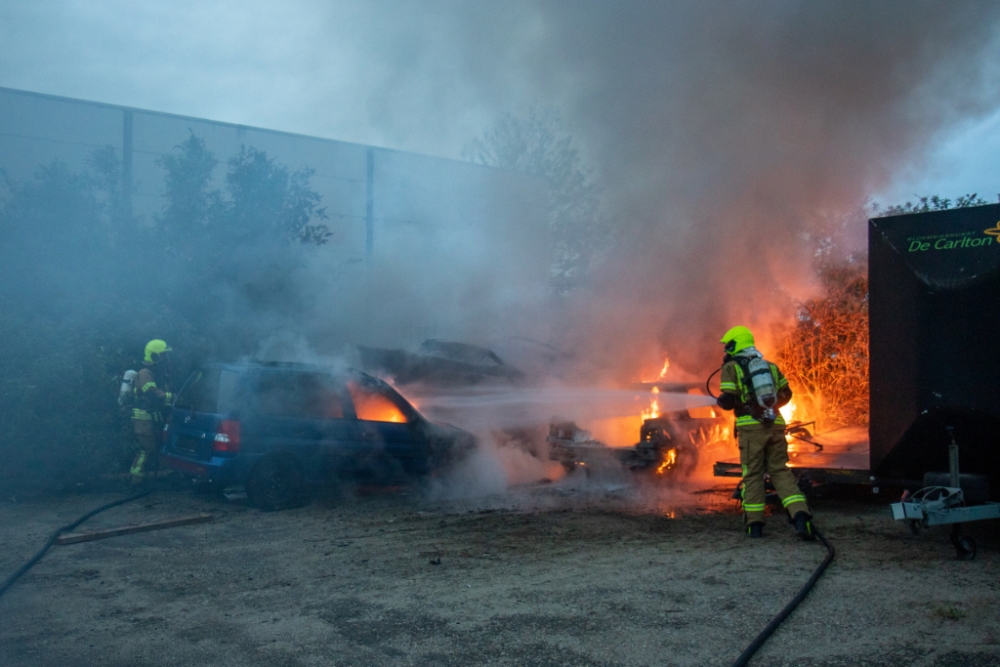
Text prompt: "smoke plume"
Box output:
[[239, 1, 1000, 380], [4, 1, 1000, 492]]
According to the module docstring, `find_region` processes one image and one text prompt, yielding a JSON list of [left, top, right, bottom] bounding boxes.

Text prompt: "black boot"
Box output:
[[793, 512, 816, 541], [747, 522, 764, 538]]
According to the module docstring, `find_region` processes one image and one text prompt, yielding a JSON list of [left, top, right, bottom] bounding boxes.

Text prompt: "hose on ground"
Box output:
[[729, 527, 835, 667], [0, 489, 153, 602]]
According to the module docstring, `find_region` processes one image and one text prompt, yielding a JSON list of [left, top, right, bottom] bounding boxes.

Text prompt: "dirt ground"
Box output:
[[1, 474, 999, 667]]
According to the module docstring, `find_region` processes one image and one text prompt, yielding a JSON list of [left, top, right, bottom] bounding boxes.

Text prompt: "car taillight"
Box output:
[[213, 420, 241, 453]]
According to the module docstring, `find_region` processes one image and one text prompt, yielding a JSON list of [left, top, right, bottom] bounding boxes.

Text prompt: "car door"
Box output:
[[166, 366, 241, 462], [247, 370, 360, 479], [345, 377, 429, 473]]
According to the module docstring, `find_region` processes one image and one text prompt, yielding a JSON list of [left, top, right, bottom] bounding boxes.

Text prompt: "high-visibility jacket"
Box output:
[[131, 366, 172, 422], [718, 354, 790, 430]]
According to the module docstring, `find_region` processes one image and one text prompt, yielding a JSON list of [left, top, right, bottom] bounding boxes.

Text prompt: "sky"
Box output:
[[878, 107, 1000, 206], [3, 0, 1000, 379], [3, 1, 996, 205]]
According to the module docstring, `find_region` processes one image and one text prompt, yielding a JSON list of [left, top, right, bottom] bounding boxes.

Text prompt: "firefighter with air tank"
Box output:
[[715, 326, 815, 540], [127, 339, 174, 485]]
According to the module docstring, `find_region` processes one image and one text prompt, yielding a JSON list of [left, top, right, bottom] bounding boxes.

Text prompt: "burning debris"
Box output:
[[547, 385, 731, 479]]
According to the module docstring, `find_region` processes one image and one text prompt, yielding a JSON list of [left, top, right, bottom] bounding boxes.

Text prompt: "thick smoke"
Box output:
[[6, 2, 1000, 373], [214, 1, 1000, 380], [228, 1, 1000, 382], [3, 2, 1000, 493], [314, 2, 1000, 492], [504, 1, 1000, 379]]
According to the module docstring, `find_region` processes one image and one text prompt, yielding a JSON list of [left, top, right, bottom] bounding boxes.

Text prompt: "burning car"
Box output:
[[548, 384, 731, 478], [161, 362, 475, 510]]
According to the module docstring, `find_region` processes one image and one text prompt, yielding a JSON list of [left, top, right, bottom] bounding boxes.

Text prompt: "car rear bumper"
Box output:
[[161, 451, 249, 484]]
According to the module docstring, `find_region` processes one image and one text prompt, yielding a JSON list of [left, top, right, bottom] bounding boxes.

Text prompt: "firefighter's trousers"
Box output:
[[130, 419, 160, 482], [738, 426, 809, 524]]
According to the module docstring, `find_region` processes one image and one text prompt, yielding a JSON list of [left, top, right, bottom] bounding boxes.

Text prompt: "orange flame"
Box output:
[[641, 356, 671, 383], [642, 386, 660, 420], [656, 448, 678, 474], [779, 399, 797, 424]]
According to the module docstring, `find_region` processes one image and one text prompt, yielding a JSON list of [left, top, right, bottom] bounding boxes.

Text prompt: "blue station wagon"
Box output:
[[161, 362, 475, 509]]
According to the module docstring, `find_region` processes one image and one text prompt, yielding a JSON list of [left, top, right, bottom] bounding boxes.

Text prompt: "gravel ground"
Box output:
[[1, 476, 999, 667]]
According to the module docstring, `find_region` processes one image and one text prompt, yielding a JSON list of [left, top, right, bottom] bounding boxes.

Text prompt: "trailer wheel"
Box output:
[[949, 524, 976, 560], [953, 535, 977, 561]]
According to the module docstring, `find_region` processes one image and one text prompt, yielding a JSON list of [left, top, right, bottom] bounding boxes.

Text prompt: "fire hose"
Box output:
[[705, 366, 722, 399], [0, 489, 153, 602], [706, 366, 838, 664], [728, 527, 835, 667]]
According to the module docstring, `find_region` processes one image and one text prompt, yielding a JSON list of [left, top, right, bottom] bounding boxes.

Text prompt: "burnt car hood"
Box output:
[[424, 420, 477, 462]]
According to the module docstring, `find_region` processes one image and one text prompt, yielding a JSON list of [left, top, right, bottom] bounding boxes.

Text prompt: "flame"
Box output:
[[688, 423, 732, 446], [641, 385, 660, 420], [348, 382, 409, 423], [641, 356, 671, 383], [779, 399, 797, 424], [656, 447, 678, 474]]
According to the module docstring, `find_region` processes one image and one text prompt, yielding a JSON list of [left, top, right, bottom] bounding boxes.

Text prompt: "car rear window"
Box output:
[[347, 381, 411, 423], [175, 368, 240, 414], [256, 372, 345, 419]]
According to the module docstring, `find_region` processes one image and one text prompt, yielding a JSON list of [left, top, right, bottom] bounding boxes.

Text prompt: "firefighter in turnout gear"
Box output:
[[715, 326, 814, 540], [130, 339, 174, 484]]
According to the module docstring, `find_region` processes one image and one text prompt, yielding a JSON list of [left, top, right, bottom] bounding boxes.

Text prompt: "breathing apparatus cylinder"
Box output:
[[744, 357, 777, 422], [119, 370, 138, 407]]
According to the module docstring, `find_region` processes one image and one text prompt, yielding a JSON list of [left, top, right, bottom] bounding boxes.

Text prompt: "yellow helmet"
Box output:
[[720, 326, 755, 354], [144, 339, 173, 364]]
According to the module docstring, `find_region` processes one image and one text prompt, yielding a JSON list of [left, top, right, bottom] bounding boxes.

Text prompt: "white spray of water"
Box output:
[[414, 384, 717, 499], [413, 385, 715, 431], [428, 429, 565, 501]]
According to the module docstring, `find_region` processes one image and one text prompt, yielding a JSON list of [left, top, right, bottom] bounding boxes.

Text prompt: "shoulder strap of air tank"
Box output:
[[734, 356, 755, 402]]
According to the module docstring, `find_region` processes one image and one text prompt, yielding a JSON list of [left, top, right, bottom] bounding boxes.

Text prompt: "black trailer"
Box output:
[[714, 204, 1000, 499], [869, 203, 1000, 488]]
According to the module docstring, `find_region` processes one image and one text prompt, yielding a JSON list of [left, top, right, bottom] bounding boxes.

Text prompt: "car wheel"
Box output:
[[247, 454, 305, 511]]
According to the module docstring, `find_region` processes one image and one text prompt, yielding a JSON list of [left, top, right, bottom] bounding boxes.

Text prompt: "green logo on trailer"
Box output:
[[906, 222, 1000, 252]]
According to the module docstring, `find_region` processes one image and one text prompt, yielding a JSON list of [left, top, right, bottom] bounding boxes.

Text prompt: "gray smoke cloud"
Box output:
[[231, 1, 1000, 384], [494, 1, 1000, 378], [6, 3, 1000, 353], [3, 1, 1000, 444], [229, 1, 1000, 380]]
